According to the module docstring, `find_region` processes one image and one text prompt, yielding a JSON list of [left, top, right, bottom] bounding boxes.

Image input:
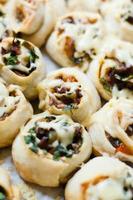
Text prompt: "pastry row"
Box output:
[[0, 0, 133, 48], [0, 36, 132, 102], [0, 156, 133, 200]]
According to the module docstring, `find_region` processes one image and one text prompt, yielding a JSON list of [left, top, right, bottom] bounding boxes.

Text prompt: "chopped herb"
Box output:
[[28, 127, 35, 134], [0, 192, 6, 200], [3, 55, 19, 65], [30, 49, 39, 63], [24, 134, 36, 144], [29, 144, 38, 153], [53, 144, 73, 160], [100, 77, 112, 92]]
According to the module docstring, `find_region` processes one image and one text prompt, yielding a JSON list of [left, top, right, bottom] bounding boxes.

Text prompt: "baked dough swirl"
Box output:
[[0, 167, 20, 200], [0, 37, 45, 99], [12, 111, 92, 187], [0, 79, 33, 147], [46, 12, 105, 72], [65, 157, 133, 200], [6, 0, 66, 47], [38, 68, 101, 127], [88, 38, 133, 100], [89, 98, 133, 164], [102, 0, 133, 43]]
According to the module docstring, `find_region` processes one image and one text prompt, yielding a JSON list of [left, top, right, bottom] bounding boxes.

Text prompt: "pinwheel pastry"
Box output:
[[88, 38, 133, 101], [12, 111, 92, 187], [65, 156, 133, 200], [46, 12, 105, 72], [6, 0, 66, 47], [101, 0, 133, 43], [38, 68, 101, 127], [68, 0, 112, 13], [0, 37, 45, 99], [0, 79, 33, 147], [0, 167, 20, 200], [89, 97, 133, 164]]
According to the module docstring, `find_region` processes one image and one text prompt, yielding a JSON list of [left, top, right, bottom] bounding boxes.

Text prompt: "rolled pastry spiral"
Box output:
[[6, 0, 66, 47], [0, 167, 20, 200], [38, 68, 101, 127], [0, 79, 33, 147], [88, 38, 133, 101], [0, 37, 45, 99], [101, 0, 133, 43], [12, 111, 92, 187], [65, 156, 133, 200], [68, 0, 112, 12], [89, 98, 133, 164], [46, 12, 105, 72]]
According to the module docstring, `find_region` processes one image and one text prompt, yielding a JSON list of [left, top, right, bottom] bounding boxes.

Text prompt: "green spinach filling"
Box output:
[[1, 39, 39, 76], [24, 116, 83, 161]]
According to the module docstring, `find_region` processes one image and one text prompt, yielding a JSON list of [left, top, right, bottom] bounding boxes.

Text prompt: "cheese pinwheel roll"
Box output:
[[46, 12, 105, 72], [89, 98, 133, 164], [12, 112, 92, 187], [88, 39, 133, 101], [0, 79, 33, 147], [6, 0, 66, 47], [65, 157, 133, 200], [38, 68, 101, 127], [0, 37, 45, 99], [101, 0, 133, 43], [0, 167, 20, 200]]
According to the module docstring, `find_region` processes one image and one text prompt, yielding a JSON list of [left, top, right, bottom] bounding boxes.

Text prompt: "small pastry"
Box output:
[[6, 0, 66, 47], [38, 68, 101, 127], [101, 0, 133, 42], [88, 38, 133, 101], [65, 156, 133, 200], [12, 111, 92, 187], [0, 79, 33, 147], [0, 37, 45, 99], [89, 98, 133, 164], [0, 167, 20, 200], [46, 12, 105, 72]]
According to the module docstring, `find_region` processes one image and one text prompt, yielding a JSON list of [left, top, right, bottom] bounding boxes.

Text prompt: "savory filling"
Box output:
[[106, 133, 132, 155], [0, 186, 6, 200], [0, 83, 20, 120], [1, 39, 39, 76], [24, 115, 83, 160], [100, 57, 133, 92], [48, 75, 83, 110], [57, 15, 103, 71], [85, 171, 133, 200]]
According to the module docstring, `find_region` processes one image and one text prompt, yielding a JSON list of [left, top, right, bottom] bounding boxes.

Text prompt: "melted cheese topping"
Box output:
[[37, 116, 78, 146], [86, 171, 133, 200], [57, 13, 104, 55], [0, 82, 20, 118]]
